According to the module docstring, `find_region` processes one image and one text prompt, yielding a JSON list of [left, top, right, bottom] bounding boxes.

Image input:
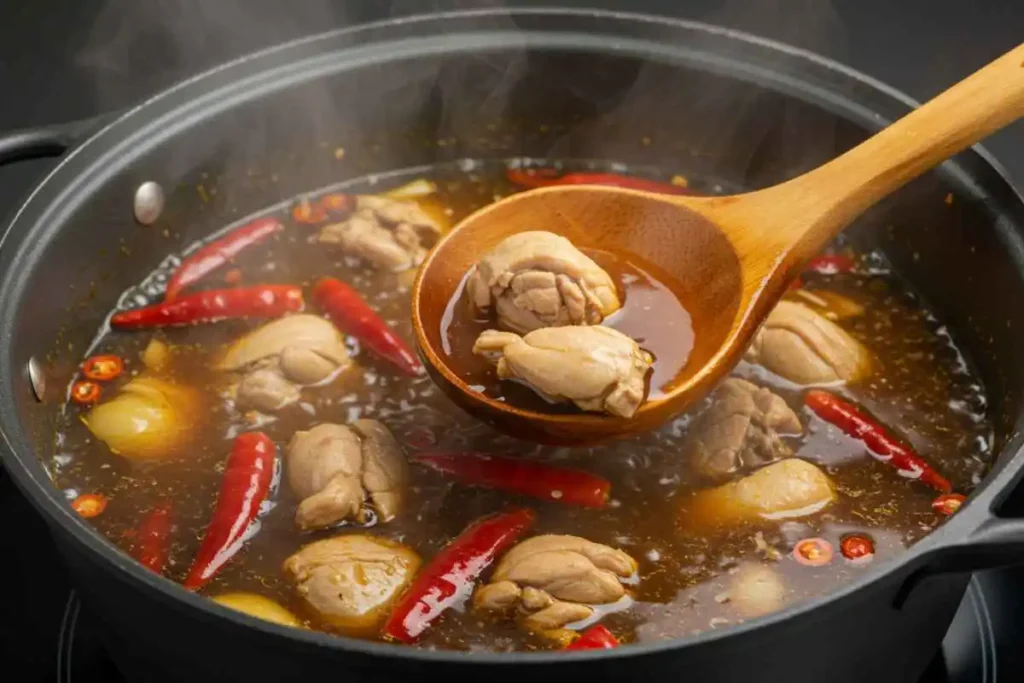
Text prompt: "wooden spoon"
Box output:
[[413, 42, 1024, 445]]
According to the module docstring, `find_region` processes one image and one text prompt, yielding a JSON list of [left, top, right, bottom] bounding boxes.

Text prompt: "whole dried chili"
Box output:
[[313, 277, 422, 376], [506, 168, 690, 195], [184, 432, 276, 590], [565, 624, 621, 651], [111, 285, 303, 329], [134, 500, 173, 574], [413, 452, 611, 508], [81, 354, 124, 381], [382, 508, 535, 643], [804, 390, 952, 493], [805, 254, 855, 275], [164, 217, 284, 301]]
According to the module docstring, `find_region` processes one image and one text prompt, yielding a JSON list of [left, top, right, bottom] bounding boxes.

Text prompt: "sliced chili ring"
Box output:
[[71, 380, 101, 404], [291, 198, 327, 224], [81, 354, 124, 381], [792, 538, 833, 567], [839, 534, 875, 562], [319, 193, 351, 215], [932, 493, 966, 516], [72, 493, 109, 518]]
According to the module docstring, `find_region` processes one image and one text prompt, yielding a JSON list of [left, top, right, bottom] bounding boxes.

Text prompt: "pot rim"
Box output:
[[1, 6, 1022, 664]]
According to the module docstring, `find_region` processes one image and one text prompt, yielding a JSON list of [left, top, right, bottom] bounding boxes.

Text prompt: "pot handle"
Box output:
[[0, 112, 119, 166], [893, 515, 1024, 607]]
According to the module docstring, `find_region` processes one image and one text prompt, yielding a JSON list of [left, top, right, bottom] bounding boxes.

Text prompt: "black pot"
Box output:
[[2, 9, 1024, 683]]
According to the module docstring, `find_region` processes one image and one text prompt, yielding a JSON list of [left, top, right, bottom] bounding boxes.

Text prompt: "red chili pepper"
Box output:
[[111, 285, 303, 329], [565, 624, 621, 651], [806, 254, 855, 275], [81, 354, 124, 381], [313, 277, 422, 376], [382, 508, 535, 643], [184, 432, 276, 590], [932, 493, 967, 516], [134, 500, 173, 574], [792, 538, 833, 567], [71, 493, 109, 518], [70, 380, 101, 404], [164, 217, 284, 301], [840, 533, 875, 562], [804, 390, 952, 493], [506, 168, 690, 195], [413, 452, 611, 508]]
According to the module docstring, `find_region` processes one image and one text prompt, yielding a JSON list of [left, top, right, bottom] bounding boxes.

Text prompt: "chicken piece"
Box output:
[[678, 459, 836, 531], [474, 535, 637, 632], [728, 563, 786, 618], [140, 337, 171, 372], [318, 195, 441, 271], [687, 378, 803, 481], [466, 231, 621, 334], [286, 420, 408, 530], [235, 368, 302, 413], [473, 326, 652, 418], [83, 376, 200, 461], [283, 534, 420, 633], [744, 301, 871, 385], [216, 315, 351, 413], [212, 592, 303, 628]]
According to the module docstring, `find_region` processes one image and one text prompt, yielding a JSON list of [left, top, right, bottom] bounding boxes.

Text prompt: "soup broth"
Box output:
[[48, 162, 992, 651]]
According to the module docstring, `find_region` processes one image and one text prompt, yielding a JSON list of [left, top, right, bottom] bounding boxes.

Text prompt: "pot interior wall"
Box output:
[[11, 45, 1024, 504]]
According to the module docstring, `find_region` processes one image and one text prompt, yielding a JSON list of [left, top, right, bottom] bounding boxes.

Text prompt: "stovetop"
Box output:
[[2, 2, 1024, 681]]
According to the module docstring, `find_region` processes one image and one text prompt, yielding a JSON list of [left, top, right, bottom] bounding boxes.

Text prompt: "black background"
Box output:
[[0, 1, 1022, 681]]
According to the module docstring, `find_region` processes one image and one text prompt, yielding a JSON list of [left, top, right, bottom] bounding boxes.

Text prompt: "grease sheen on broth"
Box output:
[[49, 162, 991, 650]]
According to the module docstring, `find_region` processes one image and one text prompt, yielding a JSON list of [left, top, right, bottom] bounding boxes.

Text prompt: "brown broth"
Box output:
[[439, 247, 694, 410], [47, 161, 993, 651]]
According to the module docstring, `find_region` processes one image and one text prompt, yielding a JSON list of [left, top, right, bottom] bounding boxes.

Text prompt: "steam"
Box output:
[[72, 0, 851, 203]]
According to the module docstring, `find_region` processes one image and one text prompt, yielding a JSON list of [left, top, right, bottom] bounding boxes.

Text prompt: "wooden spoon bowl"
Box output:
[[412, 42, 1024, 445]]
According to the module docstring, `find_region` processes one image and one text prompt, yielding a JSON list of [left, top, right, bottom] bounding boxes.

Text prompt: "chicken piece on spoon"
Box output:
[[744, 300, 871, 385], [466, 231, 621, 334], [474, 534, 637, 632], [286, 420, 408, 530], [473, 326, 653, 418], [216, 314, 351, 413], [284, 534, 420, 634], [318, 195, 442, 272], [687, 378, 803, 482]]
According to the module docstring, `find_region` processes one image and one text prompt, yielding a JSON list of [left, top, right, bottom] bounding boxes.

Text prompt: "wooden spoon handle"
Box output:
[[754, 42, 1024, 261]]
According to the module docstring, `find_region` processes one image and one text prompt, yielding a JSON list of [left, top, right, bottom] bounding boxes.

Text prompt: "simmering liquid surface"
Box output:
[[48, 162, 992, 650]]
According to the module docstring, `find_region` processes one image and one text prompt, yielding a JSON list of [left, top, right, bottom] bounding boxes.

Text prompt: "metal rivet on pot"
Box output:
[[134, 181, 165, 225], [27, 356, 46, 402]]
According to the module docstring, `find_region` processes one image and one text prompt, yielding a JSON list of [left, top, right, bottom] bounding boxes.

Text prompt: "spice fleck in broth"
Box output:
[[49, 162, 991, 651]]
